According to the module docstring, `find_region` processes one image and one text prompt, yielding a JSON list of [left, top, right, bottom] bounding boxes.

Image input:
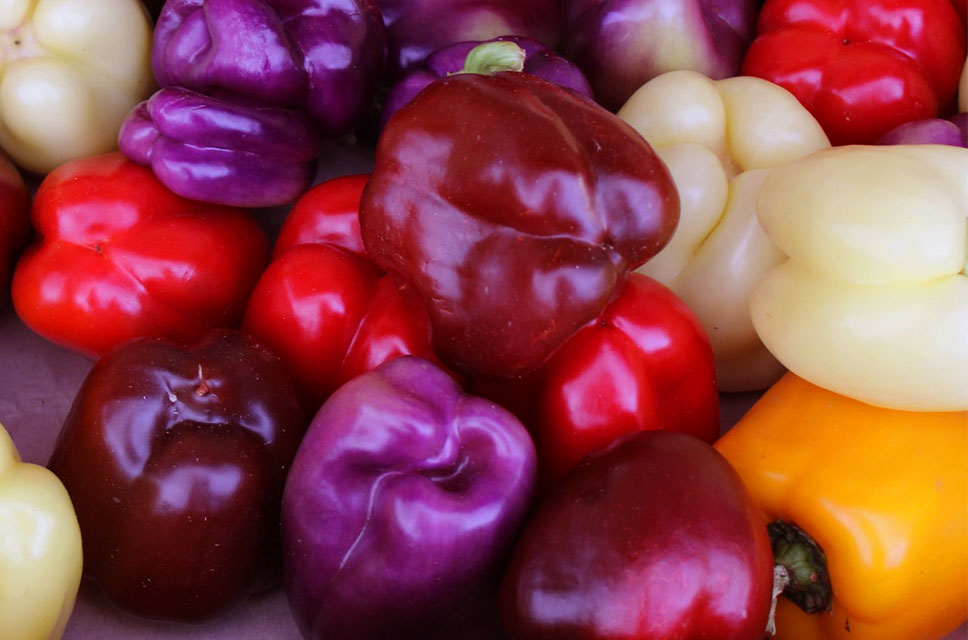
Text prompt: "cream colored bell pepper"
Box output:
[[617, 70, 829, 391], [0, 0, 154, 173], [751, 144, 968, 411], [0, 421, 82, 639]]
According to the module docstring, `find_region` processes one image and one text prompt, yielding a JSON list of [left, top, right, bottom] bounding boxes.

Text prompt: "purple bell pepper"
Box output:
[[561, 0, 760, 111], [876, 115, 968, 147], [119, 87, 320, 207], [377, 0, 560, 76], [281, 356, 536, 639], [153, 0, 387, 138], [381, 37, 594, 128]]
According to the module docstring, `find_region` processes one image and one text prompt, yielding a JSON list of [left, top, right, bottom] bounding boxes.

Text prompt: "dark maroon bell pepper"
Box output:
[[48, 330, 307, 623], [282, 356, 536, 639], [360, 71, 679, 379], [500, 430, 775, 639], [380, 37, 593, 127], [377, 0, 560, 75]]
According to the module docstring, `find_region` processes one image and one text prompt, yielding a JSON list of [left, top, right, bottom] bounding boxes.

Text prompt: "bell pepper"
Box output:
[[282, 356, 536, 638], [48, 329, 307, 623], [12, 152, 269, 358], [360, 67, 679, 379], [715, 373, 968, 640], [242, 174, 444, 409], [119, 87, 321, 207], [750, 144, 968, 411], [560, 0, 761, 111], [377, 0, 560, 76], [617, 70, 829, 391], [472, 272, 719, 489], [500, 430, 774, 639], [381, 38, 592, 128], [0, 421, 82, 640], [742, 0, 967, 145], [0, 151, 28, 294], [0, 0, 154, 174]]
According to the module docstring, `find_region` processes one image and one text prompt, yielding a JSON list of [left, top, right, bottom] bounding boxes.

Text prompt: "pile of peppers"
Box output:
[[0, 0, 966, 639]]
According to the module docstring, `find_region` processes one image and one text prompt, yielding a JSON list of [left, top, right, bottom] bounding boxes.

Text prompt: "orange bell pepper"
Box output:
[[715, 373, 967, 640]]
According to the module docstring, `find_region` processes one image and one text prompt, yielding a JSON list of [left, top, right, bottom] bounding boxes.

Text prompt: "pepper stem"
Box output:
[[456, 41, 526, 76], [769, 520, 833, 615]]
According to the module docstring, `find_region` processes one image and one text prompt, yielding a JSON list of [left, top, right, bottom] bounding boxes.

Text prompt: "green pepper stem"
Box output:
[[769, 520, 833, 615], [456, 41, 526, 76]]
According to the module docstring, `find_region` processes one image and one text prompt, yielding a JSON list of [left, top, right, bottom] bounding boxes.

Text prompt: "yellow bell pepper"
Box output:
[[0, 421, 82, 639], [715, 373, 967, 640], [751, 144, 968, 411], [0, 0, 154, 173], [617, 70, 829, 391]]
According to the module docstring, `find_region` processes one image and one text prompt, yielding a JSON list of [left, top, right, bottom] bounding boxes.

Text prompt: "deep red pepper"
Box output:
[[0, 153, 29, 296], [11, 153, 268, 357], [473, 273, 719, 489], [360, 71, 679, 380], [242, 175, 442, 409], [499, 430, 774, 639], [742, 0, 966, 145]]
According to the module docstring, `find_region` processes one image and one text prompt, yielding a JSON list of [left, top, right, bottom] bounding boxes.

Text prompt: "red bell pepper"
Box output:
[[11, 153, 268, 357], [0, 153, 29, 295], [242, 175, 441, 409], [473, 273, 719, 488], [742, 0, 966, 145]]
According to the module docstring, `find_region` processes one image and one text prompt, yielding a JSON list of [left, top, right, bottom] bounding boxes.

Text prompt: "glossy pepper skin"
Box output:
[[715, 373, 968, 640], [360, 72, 679, 379], [750, 145, 968, 411], [617, 70, 829, 391], [119, 87, 321, 208], [561, 0, 760, 111], [282, 356, 536, 639], [473, 273, 719, 489], [11, 153, 268, 358], [377, 0, 559, 76], [0, 152, 28, 295], [500, 430, 774, 639], [742, 0, 967, 145], [152, 0, 386, 138], [381, 37, 593, 128], [0, 422, 82, 640], [48, 329, 307, 623], [0, 0, 154, 174], [242, 174, 441, 409]]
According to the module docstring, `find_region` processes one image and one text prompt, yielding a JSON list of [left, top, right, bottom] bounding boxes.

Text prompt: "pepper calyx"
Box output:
[[769, 519, 833, 614]]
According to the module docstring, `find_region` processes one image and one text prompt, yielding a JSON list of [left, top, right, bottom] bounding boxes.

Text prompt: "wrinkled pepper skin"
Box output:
[[715, 373, 968, 640], [152, 0, 387, 138], [473, 273, 719, 489], [500, 430, 774, 639], [381, 37, 593, 128], [0, 152, 28, 293], [11, 153, 268, 358], [742, 0, 967, 145], [48, 330, 307, 623], [360, 72, 679, 379], [377, 0, 559, 75], [242, 175, 441, 409], [750, 145, 968, 411], [282, 356, 536, 639], [0, 0, 154, 174], [119, 87, 321, 208], [0, 422, 82, 640], [618, 70, 829, 391], [561, 0, 760, 110]]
